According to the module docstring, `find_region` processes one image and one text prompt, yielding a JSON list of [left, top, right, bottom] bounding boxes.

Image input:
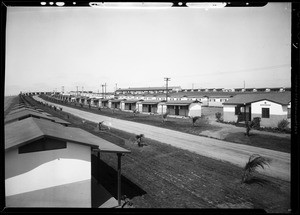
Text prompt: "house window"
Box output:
[[262, 108, 270, 118], [287, 108, 291, 119], [235, 106, 241, 115]]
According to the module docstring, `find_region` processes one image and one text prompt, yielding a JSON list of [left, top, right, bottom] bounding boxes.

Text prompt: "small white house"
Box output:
[[5, 117, 130, 207], [157, 100, 201, 117], [223, 92, 291, 127], [139, 100, 160, 114], [120, 100, 143, 112]]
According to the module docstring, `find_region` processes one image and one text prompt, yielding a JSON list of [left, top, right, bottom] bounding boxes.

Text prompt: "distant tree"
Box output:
[[241, 154, 270, 183], [99, 121, 104, 130], [192, 116, 201, 127], [245, 121, 251, 136], [133, 108, 139, 117], [215, 112, 223, 122], [251, 117, 261, 129], [162, 112, 169, 123]]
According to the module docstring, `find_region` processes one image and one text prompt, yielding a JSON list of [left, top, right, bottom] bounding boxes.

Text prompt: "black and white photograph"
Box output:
[[2, 1, 297, 213]]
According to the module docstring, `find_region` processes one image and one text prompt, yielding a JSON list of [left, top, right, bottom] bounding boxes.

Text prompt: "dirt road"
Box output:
[[33, 96, 290, 181]]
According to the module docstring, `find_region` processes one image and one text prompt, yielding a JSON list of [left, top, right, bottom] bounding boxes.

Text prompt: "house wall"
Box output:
[[157, 103, 167, 114], [136, 102, 143, 112], [142, 104, 158, 113], [5, 142, 92, 207], [208, 98, 229, 107], [188, 103, 201, 117], [124, 103, 136, 111], [167, 105, 189, 117], [120, 102, 125, 110], [200, 98, 208, 106], [223, 105, 238, 122], [251, 100, 289, 127]]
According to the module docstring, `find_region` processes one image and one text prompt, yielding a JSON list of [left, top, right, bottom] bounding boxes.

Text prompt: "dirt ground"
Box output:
[[37, 96, 291, 153], [24, 96, 291, 212]]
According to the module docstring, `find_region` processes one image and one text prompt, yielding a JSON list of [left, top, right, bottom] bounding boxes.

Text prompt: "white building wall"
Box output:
[[188, 103, 201, 117], [5, 142, 92, 207], [251, 100, 288, 127], [120, 102, 125, 110], [157, 103, 167, 114], [223, 105, 238, 122]]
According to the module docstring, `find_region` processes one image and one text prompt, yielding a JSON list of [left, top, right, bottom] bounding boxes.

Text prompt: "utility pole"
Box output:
[[101, 84, 105, 99], [104, 83, 107, 99], [76, 86, 78, 96], [115, 83, 118, 96], [82, 86, 84, 95], [164, 77, 171, 101]]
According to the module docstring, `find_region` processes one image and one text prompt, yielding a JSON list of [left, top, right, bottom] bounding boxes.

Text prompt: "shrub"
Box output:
[[162, 112, 169, 123], [251, 117, 261, 129], [135, 134, 144, 147], [215, 112, 222, 122], [242, 154, 270, 183], [277, 119, 289, 131], [192, 116, 201, 126]]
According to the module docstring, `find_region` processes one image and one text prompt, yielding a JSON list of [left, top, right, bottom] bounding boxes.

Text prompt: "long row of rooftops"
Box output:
[[70, 86, 290, 94], [21, 86, 291, 96]]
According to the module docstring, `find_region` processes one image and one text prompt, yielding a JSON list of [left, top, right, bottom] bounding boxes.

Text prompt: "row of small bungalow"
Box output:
[[5, 96, 130, 208]]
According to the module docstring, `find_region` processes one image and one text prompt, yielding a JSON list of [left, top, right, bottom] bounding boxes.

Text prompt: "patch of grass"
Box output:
[[224, 132, 290, 153]]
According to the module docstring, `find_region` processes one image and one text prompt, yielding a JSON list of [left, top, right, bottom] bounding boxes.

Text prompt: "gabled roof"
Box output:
[[165, 100, 201, 106], [110, 99, 125, 103], [123, 99, 143, 104], [141, 100, 160, 105], [5, 109, 55, 124], [5, 117, 130, 154], [8, 107, 41, 115], [223, 92, 291, 105]]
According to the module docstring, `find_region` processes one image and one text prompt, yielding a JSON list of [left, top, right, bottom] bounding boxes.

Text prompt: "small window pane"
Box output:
[[262, 108, 270, 118]]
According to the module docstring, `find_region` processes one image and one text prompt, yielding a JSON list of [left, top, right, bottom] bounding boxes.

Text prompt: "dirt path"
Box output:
[[33, 96, 290, 182], [204, 115, 291, 139]]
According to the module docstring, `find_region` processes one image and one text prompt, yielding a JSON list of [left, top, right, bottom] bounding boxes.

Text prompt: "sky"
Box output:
[[5, 3, 291, 96]]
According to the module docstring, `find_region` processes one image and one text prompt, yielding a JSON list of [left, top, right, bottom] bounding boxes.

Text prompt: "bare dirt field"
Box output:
[[26, 96, 291, 212]]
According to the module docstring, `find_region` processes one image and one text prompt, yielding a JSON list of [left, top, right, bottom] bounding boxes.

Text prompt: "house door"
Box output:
[[148, 105, 151, 113], [175, 106, 179, 115], [129, 103, 132, 110], [115, 103, 117, 109]]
